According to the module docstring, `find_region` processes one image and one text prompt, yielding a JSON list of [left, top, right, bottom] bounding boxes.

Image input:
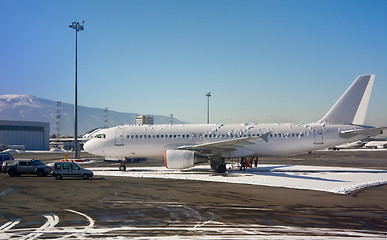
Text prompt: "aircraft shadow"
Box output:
[[227, 165, 355, 183]]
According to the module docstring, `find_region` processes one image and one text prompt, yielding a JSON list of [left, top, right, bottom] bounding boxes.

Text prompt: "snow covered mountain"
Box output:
[[0, 94, 185, 136]]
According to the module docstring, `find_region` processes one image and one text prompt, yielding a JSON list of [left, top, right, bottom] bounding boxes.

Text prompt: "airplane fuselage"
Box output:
[[85, 122, 367, 160]]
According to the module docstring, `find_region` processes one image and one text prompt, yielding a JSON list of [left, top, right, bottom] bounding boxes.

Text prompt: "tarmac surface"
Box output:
[[1, 150, 387, 239]]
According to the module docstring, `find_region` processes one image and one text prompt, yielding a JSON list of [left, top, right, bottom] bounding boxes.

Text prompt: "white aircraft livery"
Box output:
[[84, 75, 385, 173]]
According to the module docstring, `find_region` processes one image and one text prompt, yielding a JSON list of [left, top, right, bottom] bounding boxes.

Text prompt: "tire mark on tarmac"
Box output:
[[19, 214, 59, 240], [65, 209, 95, 227], [0, 220, 20, 239], [0, 220, 20, 231], [61, 209, 95, 239], [0, 209, 386, 239]]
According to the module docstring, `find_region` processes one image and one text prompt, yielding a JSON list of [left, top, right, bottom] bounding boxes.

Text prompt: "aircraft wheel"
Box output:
[[119, 165, 126, 171], [210, 162, 217, 171], [210, 157, 225, 172], [216, 164, 226, 173]]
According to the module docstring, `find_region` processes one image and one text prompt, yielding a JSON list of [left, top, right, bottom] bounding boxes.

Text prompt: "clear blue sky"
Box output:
[[1, 0, 386, 126]]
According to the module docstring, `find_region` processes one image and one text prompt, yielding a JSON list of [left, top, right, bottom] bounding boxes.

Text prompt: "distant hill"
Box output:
[[0, 94, 185, 136]]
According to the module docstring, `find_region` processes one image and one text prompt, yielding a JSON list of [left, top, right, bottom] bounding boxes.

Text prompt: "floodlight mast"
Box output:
[[206, 92, 211, 124], [69, 21, 84, 159]]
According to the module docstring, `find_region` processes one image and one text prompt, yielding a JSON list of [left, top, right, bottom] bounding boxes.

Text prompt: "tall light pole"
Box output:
[[206, 92, 211, 124], [69, 21, 84, 159]]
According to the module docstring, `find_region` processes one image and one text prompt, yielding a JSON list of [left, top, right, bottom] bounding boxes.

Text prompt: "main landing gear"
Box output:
[[210, 157, 226, 173]]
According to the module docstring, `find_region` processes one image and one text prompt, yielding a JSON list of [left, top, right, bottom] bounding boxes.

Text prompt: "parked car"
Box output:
[[3, 159, 51, 177], [52, 161, 93, 180], [0, 152, 14, 165]]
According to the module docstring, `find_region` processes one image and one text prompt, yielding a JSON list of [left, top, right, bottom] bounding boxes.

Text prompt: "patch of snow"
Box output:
[[0, 94, 41, 108], [90, 164, 387, 194], [3, 149, 22, 154], [49, 149, 69, 153]]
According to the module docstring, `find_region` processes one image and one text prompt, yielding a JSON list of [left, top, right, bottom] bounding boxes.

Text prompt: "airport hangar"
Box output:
[[0, 120, 49, 150]]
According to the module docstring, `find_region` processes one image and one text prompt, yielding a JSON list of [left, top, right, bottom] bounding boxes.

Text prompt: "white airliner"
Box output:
[[84, 75, 385, 173], [364, 140, 387, 149]]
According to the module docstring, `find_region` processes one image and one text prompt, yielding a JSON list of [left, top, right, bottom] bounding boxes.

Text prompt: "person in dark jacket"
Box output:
[[240, 158, 246, 171]]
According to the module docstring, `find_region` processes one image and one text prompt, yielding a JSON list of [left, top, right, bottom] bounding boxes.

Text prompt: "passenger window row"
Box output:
[[269, 133, 305, 138], [125, 132, 305, 140]]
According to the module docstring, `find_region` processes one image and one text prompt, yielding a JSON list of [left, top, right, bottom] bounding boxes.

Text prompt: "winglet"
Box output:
[[320, 75, 375, 125]]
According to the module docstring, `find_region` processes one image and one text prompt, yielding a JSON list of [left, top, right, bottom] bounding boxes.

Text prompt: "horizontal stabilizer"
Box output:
[[339, 127, 385, 139]]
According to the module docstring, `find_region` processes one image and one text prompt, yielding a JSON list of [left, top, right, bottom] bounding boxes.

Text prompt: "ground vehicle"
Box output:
[[3, 159, 51, 177], [0, 152, 14, 165], [52, 161, 93, 180]]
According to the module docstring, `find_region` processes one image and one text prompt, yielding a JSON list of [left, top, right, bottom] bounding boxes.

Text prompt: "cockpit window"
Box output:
[[95, 134, 106, 139]]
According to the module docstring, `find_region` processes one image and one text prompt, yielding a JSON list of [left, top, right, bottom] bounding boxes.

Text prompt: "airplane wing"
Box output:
[[177, 132, 270, 154], [339, 127, 386, 139]]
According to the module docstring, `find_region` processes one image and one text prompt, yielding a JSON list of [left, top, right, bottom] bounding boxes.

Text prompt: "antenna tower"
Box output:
[[55, 101, 61, 137], [104, 107, 109, 128]]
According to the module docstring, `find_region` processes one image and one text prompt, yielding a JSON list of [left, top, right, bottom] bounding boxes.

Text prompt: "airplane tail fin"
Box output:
[[319, 75, 375, 125]]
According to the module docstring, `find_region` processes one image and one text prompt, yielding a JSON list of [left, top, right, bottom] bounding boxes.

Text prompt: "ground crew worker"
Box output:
[[250, 157, 254, 168], [254, 156, 258, 168], [240, 157, 246, 171]]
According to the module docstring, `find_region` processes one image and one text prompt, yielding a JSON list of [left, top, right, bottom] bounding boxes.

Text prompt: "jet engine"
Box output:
[[164, 150, 206, 169]]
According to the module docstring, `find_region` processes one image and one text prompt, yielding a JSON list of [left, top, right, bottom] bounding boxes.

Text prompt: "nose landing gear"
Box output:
[[119, 160, 126, 171]]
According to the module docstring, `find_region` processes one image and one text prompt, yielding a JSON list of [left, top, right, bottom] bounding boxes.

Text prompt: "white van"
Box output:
[[52, 161, 93, 180], [0, 152, 14, 165], [1, 152, 15, 173]]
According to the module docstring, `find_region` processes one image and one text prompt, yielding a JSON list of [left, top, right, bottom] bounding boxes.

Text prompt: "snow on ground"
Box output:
[[91, 165, 387, 195], [319, 148, 387, 152]]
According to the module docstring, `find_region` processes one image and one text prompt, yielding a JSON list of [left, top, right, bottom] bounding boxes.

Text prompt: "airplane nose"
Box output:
[[83, 139, 95, 154]]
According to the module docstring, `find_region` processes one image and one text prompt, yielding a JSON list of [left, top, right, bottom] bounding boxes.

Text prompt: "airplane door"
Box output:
[[191, 133, 197, 141], [313, 126, 323, 144], [115, 127, 125, 146]]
